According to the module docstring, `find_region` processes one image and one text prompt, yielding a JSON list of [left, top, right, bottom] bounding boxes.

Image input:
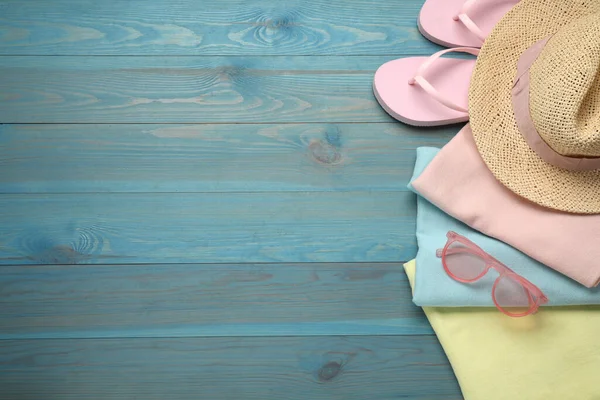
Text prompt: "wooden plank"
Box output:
[[0, 191, 416, 265], [0, 55, 456, 123], [0, 262, 431, 339], [0, 123, 454, 193], [0, 0, 440, 56], [0, 336, 462, 400]]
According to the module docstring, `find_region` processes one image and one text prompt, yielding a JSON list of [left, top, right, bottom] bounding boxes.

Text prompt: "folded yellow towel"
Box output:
[[404, 259, 600, 400]]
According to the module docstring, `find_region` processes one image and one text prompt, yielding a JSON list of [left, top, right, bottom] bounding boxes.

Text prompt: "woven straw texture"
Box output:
[[469, 0, 600, 214]]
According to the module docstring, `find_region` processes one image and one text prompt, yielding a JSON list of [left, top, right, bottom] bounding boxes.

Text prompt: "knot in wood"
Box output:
[[308, 140, 341, 165], [317, 361, 342, 382]]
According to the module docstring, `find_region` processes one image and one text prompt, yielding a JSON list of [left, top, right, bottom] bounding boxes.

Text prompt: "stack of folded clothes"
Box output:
[[373, 1, 600, 399]]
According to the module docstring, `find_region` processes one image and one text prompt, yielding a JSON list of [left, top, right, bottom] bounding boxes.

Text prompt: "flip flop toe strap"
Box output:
[[453, 0, 487, 43], [408, 47, 479, 114]]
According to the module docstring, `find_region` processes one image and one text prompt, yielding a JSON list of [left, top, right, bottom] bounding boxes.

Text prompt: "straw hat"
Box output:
[[469, 1, 600, 214]]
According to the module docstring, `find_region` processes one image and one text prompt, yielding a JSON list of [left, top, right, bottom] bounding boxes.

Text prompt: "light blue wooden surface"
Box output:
[[0, 0, 464, 398], [0, 0, 439, 56], [0, 123, 454, 193], [0, 263, 432, 339], [1, 56, 433, 123], [0, 336, 461, 400], [0, 192, 418, 264]]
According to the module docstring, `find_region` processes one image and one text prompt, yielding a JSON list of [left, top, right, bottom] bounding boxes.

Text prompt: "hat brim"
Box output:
[[469, 0, 600, 214]]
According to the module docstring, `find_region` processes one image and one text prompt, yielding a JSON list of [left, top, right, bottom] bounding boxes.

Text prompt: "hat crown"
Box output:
[[529, 14, 600, 158]]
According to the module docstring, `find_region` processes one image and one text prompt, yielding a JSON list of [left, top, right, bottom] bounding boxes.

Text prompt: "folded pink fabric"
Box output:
[[411, 124, 600, 288]]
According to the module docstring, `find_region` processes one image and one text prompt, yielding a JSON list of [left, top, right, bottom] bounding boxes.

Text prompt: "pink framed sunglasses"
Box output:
[[436, 231, 548, 317]]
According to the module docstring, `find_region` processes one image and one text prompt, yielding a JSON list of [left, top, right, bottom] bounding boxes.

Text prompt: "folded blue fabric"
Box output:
[[409, 147, 600, 306]]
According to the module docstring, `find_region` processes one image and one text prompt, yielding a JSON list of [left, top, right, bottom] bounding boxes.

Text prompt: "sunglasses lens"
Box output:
[[493, 275, 533, 316], [444, 241, 487, 281]]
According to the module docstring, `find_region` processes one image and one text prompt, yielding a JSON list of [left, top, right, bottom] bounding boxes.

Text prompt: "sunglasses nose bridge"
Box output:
[[483, 262, 495, 275]]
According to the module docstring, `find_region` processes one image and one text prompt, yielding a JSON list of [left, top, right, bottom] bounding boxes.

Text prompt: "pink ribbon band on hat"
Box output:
[[511, 36, 600, 171]]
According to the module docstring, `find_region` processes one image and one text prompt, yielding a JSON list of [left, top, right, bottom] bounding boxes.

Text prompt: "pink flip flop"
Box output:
[[418, 0, 519, 48], [373, 47, 478, 127]]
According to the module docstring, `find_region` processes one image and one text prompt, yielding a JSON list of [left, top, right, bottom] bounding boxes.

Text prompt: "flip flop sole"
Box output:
[[373, 57, 475, 127], [419, 0, 518, 48]]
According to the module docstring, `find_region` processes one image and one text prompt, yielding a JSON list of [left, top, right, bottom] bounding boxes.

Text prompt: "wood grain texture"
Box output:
[[0, 262, 431, 339], [0, 55, 441, 123], [0, 0, 440, 56], [0, 336, 462, 400], [0, 123, 455, 193], [0, 191, 417, 265], [0, 0, 462, 396]]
